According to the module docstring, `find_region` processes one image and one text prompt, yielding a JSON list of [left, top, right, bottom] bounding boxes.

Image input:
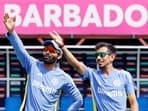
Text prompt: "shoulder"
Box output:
[[56, 68, 73, 79], [63, 72, 73, 81], [85, 66, 98, 73], [61, 71, 75, 84], [30, 57, 39, 64], [114, 68, 132, 79], [120, 69, 131, 77]]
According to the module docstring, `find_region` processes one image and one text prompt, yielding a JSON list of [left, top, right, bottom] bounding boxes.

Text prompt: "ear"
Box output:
[[57, 51, 62, 60], [110, 53, 116, 61]]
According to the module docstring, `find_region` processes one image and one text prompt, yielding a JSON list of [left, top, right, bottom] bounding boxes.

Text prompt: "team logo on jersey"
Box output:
[[113, 79, 121, 87], [51, 78, 59, 86]]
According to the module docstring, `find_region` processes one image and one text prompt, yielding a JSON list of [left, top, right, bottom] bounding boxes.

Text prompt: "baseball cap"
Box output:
[[43, 40, 63, 54]]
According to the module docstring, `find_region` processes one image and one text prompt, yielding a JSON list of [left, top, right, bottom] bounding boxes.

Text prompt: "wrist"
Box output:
[[7, 30, 14, 36], [7, 32, 12, 36], [60, 44, 65, 48]]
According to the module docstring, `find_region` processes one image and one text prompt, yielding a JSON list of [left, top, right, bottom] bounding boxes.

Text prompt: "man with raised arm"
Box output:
[[50, 32, 138, 111], [3, 13, 83, 111]]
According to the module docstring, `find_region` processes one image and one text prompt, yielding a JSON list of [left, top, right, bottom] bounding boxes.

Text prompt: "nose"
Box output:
[[96, 56, 101, 61], [96, 55, 101, 59], [43, 50, 50, 55]]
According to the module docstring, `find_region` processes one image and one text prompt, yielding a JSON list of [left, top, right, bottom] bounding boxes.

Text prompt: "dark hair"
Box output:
[[95, 42, 116, 54]]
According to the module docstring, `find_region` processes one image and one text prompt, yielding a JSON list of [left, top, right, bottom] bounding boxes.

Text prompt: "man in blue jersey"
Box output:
[[3, 13, 83, 111], [49, 32, 138, 111]]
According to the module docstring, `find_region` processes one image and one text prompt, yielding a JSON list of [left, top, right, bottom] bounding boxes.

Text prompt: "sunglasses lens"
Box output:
[[44, 46, 56, 53], [96, 52, 108, 58]]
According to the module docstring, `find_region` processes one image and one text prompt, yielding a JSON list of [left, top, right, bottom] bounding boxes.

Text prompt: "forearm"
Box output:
[[62, 46, 85, 74], [62, 46, 79, 66], [64, 81, 83, 111], [6, 31, 31, 68], [67, 99, 83, 111], [6, 31, 26, 52]]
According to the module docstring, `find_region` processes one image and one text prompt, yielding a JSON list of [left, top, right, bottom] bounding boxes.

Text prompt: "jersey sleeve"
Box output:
[[62, 74, 83, 111], [6, 31, 35, 73], [83, 67, 93, 80], [124, 70, 135, 95]]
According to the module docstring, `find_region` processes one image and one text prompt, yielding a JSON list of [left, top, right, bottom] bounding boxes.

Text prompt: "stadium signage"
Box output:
[[0, 0, 147, 34]]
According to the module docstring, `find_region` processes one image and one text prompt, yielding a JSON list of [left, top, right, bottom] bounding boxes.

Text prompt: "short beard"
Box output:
[[43, 56, 58, 64]]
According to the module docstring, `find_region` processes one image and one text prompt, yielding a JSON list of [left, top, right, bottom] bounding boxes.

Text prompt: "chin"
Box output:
[[44, 58, 58, 64], [98, 63, 103, 67], [43, 60, 51, 64], [98, 64, 105, 68], [99, 66, 103, 68]]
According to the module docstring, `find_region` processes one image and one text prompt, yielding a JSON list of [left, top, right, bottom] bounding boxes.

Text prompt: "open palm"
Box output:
[[49, 31, 64, 47], [3, 13, 16, 33]]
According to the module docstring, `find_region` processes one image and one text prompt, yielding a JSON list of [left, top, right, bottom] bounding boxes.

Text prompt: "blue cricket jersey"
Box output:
[[83, 67, 135, 111], [6, 32, 83, 111]]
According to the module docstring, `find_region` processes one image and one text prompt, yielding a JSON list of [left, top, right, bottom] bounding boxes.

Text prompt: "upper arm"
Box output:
[[62, 81, 83, 110], [62, 76, 82, 100], [128, 93, 137, 104], [124, 71, 135, 95], [128, 93, 138, 110], [124, 71, 138, 110]]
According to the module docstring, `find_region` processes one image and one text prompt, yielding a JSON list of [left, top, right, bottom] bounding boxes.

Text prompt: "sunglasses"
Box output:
[[43, 46, 57, 53], [96, 52, 110, 58]]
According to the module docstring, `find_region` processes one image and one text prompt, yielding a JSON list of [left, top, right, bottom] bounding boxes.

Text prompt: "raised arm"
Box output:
[[49, 32, 86, 75], [3, 13, 33, 72]]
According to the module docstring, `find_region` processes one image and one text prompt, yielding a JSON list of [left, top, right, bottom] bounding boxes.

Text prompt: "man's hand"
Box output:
[[3, 13, 16, 33], [49, 31, 64, 48]]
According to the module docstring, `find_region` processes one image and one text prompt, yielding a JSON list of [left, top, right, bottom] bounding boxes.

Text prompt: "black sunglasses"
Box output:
[[96, 52, 110, 58]]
